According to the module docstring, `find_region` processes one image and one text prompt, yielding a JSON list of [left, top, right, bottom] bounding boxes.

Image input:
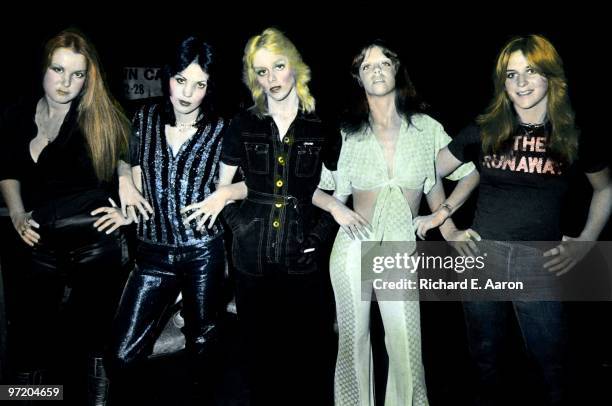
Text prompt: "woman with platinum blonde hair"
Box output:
[[183, 27, 340, 405]]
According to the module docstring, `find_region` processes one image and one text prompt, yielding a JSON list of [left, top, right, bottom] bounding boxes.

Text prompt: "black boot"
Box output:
[[88, 357, 109, 406], [15, 369, 44, 384], [14, 370, 44, 406]]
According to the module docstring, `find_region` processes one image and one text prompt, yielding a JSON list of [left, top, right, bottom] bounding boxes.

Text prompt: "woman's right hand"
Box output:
[[413, 207, 451, 240], [11, 211, 40, 247], [91, 198, 133, 234], [329, 199, 372, 240]]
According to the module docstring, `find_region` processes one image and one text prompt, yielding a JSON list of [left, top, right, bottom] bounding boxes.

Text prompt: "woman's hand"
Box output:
[[11, 211, 40, 247], [412, 207, 451, 240], [543, 235, 594, 276], [329, 199, 372, 240], [181, 188, 229, 231], [91, 198, 132, 234], [444, 228, 482, 257], [118, 175, 153, 223]]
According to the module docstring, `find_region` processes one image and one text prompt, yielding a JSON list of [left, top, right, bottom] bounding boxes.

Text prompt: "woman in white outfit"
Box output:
[[315, 40, 477, 405]]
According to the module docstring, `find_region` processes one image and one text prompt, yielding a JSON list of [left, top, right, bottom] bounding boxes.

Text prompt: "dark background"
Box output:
[[1, 10, 608, 139], [1, 8, 610, 404], [3, 10, 609, 235]]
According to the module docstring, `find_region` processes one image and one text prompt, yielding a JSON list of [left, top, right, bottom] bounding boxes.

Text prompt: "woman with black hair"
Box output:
[[107, 36, 225, 401]]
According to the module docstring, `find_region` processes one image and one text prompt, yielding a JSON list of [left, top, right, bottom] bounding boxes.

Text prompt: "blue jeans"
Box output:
[[463, 242, 568, 405]]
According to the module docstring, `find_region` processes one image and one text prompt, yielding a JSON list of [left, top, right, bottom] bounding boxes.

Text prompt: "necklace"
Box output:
[[519, 122, 546, 136], [175, 120, 197, 133]]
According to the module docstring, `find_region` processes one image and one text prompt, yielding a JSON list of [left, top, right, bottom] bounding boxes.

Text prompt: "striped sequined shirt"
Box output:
[[130, 103, 225, 247]]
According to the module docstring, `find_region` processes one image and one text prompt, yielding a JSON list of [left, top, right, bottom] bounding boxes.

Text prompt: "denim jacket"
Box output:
[[220, 108, 339, 274]]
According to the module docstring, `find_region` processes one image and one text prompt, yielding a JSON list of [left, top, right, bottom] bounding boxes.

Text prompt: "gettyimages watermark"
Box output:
[[360, 241, 612, 301]]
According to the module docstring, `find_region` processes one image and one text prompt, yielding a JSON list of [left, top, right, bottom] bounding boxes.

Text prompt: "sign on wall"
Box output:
[[123, 67, 162, 100]]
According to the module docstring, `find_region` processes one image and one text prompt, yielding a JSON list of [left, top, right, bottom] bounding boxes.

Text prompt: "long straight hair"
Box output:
[[43, 28, 130, 182], [477, 34, 578, 162]]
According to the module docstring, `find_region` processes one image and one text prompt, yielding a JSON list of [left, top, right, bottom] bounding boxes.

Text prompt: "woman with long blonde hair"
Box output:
[[0, 28, 130, 404]]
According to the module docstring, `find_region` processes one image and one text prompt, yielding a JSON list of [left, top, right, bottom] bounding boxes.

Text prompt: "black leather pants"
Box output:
[[17, 213, 127, 387], [109, 237, 225, 374]]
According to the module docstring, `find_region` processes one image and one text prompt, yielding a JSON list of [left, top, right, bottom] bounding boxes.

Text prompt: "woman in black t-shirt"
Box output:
[[0, 29, 130, 402], [420, 35, 612, 405]]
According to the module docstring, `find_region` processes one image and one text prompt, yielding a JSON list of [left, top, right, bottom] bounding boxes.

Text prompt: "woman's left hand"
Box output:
[[543, 235, 595, 276], [181, 188, 229, 231], [91, 198, 132, 234], [412, 208, 449, 240]]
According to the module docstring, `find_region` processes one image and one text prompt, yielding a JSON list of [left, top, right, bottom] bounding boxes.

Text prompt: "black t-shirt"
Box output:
[[448, 123, 607, 241], [0, 99, 117, 222]]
